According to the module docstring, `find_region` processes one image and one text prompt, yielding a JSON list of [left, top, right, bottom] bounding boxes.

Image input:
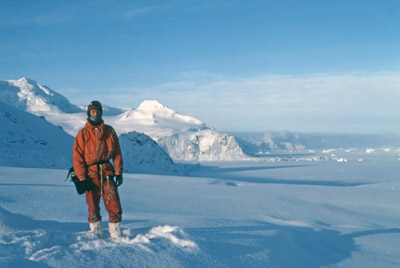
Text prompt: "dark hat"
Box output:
[[87, 100, 103, 116]]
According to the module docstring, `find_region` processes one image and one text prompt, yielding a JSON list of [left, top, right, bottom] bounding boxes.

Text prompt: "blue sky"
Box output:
[[1, 0, 399, 133]]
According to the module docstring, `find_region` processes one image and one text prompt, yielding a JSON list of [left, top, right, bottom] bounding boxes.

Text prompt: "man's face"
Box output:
[[89, 109, 101, 119]]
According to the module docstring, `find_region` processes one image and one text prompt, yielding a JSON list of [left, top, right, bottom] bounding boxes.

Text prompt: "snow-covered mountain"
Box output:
[[232, 131, 306, 155], [108, 100, 248, 162], [231, 131, 400, 155], [119, 131, 181, 174], [0, 77, 82, 114], [0, 78, 249, 164], [0, 99, 180, 174], [0, 100, 74, 169], [156, 130, 246, 162], [0, 78, 248, 162], [0, 78, 88, 136], [109, 100, 210, 138]]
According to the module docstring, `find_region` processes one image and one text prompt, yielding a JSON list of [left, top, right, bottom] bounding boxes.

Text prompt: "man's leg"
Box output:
[[85, 177, 103, 237], [103, 177, 122, 238]]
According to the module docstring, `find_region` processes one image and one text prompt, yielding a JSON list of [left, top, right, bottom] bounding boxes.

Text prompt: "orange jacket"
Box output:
[[73, 121, 123, 180]]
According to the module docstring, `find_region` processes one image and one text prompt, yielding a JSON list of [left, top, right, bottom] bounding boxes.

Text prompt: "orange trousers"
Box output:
[[85, 175, 122, 223]]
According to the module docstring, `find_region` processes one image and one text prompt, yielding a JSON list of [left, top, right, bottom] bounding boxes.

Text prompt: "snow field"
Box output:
[[1, 150, 400, 267]]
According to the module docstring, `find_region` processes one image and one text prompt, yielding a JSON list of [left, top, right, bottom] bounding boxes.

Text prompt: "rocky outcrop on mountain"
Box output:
[[119, 131, 182, 174]]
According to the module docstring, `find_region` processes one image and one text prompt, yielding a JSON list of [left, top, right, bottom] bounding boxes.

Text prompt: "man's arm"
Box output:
[[112, 128, 123, 175], [73, 130, 87, 180]]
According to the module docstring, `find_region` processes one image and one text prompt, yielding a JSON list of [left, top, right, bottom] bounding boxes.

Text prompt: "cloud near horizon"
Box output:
[[67, 72, 400, 133]]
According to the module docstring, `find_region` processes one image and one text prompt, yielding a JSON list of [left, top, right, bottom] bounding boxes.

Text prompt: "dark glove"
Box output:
[[74, 179, 93, 195], [114, 174, 123, 187]]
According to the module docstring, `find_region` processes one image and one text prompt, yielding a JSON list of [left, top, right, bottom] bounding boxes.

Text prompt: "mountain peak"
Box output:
[[18, 77, 36, 83], [137, 100, 170, 112], [0, 78, 82, 114]]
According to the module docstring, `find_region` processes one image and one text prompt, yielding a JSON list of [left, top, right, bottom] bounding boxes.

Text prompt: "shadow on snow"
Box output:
[[189, 164, 369, 187], [185, 222, 400, 268]]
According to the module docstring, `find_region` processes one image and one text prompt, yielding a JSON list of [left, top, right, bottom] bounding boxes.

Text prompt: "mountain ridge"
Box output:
[[2, 77, 396, 165], [0, 78, 249, 163]]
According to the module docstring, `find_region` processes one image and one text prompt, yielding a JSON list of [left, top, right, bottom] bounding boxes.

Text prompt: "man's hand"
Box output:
[[114, 174, 123, 187]]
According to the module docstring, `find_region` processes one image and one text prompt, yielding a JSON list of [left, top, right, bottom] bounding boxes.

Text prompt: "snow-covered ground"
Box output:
[[1, 149, 400, 267]]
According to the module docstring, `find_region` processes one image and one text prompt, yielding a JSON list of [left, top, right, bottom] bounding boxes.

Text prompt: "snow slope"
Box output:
[[119, 131, 182, 175], [0, 101, 74, 169], [1, 150, 400, 267]]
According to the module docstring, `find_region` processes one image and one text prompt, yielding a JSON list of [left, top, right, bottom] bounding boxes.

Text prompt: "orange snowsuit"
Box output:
[[73, 121, 123, 223]]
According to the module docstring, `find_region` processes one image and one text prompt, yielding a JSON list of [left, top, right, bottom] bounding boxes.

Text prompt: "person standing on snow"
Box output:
[[73, 100, 124, 238]]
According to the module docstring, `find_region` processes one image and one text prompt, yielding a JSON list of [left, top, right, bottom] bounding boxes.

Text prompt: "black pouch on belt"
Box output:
[[66, 167, 92, 195]]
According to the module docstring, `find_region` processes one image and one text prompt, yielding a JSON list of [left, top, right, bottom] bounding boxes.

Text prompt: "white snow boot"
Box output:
[[89, 221, 103, 238], [109, 222, 122, 239]]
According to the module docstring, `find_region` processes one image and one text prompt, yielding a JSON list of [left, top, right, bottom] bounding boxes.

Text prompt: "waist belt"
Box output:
[[86, 160, 110, 167]]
